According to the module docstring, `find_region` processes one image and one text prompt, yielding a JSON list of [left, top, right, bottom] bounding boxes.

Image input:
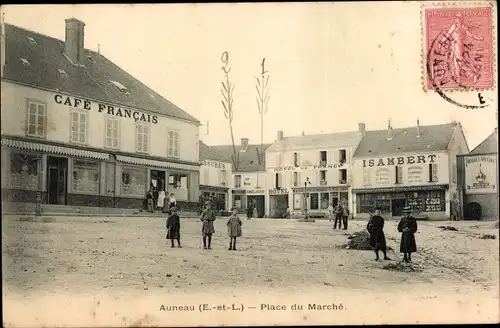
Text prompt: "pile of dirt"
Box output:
[[479, 234, 497, 240], [344, 230, 372, 250], [382, 261, 423, 273], [438, 226, 458, 231]]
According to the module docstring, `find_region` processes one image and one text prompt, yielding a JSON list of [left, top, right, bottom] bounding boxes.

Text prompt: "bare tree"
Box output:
[[255, 57, 270, 165], [221, 51, 239, 171]]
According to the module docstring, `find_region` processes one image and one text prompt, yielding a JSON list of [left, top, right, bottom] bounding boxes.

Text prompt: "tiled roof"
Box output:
[[210, 143, 272, 172], [267, 131, 362, 152], [469, 129, 498, 154], [199, 141, 231, 163], [353, 123, 458, 157], [2, 23, 200, 124]]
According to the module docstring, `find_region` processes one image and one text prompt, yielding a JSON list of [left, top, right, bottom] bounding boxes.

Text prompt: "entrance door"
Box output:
[[47, 167, 59, 205], [391, 198, 406, 216], [46, 156, 68, 205]]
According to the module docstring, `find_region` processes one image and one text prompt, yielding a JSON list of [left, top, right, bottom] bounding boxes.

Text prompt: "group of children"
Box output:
[[165, 200, 242, 250]]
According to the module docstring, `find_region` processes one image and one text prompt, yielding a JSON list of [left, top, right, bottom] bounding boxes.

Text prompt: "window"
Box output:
[[320, 151, 327, 165], [321, 193, 329, 209], [339, 149, 347, 163], [220, 169, 227, 185], [121, 167, 147, 196], [9, 153, 40, 189], [72, 160, 99, 194], [105, 118, 119, 149], [428, 163, 438, 182], [27, 101, 46, 138], [136, 123, 149, 153], [424, 191, 445, 212], [293, 172, 299, 187], [310, 193, 319, 210], [293, 152, 299, 167], [395, 166, 403, 184], [71, 110, 87, 144], [452, 163, 457, 183], [275, 173, 282, 189], [320, 170, 327, 185], [234, 175, 242, 188], [167, 130, 180, 158], [339, 169, 347, 184]]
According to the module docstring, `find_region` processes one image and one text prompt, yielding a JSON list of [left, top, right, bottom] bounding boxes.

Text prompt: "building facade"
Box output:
[[265, 129, 363, 218], [352, 121, 469, 220], [211, 138, 270, 218], [457, 129, 498, 220], [199, 141, 232, 211], [1, 19, 201, 212]]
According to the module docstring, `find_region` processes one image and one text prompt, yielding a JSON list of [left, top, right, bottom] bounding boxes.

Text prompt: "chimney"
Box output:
[[240, 138, 249, 151], [387, 119, 393, 140], [277, 130, 284, 141], [416, 119, 421, 138], [65, 18, 85, 65], [358, 122, 366, 136]]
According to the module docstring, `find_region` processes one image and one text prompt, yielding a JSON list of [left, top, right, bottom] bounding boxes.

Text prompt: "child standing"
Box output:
[[227, 208, 242, 250], [166, 207, 181, 248], [200, 200, 216, 249]]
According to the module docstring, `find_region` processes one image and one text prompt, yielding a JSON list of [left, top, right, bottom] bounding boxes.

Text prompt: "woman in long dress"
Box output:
[[157, 189, 166, 212]]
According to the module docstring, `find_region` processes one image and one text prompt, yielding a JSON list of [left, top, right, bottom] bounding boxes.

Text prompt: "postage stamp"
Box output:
[[422, 2, 496, 92]]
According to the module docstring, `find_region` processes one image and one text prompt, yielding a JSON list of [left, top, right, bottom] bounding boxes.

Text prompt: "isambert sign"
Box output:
[[465, 155, 497, 194]]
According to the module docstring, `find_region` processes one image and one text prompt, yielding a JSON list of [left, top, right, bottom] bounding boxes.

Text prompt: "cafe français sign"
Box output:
[[54, 94, 159, 124], [465, 155, 497, 194]]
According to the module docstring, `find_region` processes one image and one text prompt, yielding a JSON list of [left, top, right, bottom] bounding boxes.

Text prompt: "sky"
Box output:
[[2, 3, 498, 150]]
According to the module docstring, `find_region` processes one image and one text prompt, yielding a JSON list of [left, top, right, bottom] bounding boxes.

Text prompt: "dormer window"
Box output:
[[58, 69, 68, 77], [110, 80, 129, 94], [27, 36, 37, 44], [21, 58, 30, 66]]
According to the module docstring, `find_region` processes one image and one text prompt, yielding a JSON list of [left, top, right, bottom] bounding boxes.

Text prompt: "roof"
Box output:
[[267, 131, 362, 152], [199, 141, 231, 163], [210, 143, 272, 172], [2, 23, 200, 124], [469, 129, 498, 154], [353, 123, 459, 157]]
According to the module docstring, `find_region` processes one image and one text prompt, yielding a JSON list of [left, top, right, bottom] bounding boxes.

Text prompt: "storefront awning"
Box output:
[[352, 184, 449, 194], [116, 155, 199, 171], [1, 138, 109, 160]]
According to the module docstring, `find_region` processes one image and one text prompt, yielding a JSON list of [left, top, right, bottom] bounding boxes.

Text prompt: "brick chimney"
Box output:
[[387, 119, 393, 140], [277, 130, 284, 141], [358, 122, 366, 136], [416, 119, 421, 138], [240, 138, 249, 152], [65, 18, 85, 65]]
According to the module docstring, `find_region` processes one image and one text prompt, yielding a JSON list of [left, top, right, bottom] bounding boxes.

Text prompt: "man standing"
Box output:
[[246, 201, 253, 220], [333, 203, 342, 229], [397, 206, 418, 263], [341, 199, 350, 230], [367, 209, 391, 261]]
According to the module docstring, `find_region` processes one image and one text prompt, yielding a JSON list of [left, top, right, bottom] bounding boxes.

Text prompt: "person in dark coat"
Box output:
[[367, 209, 391, 261], [341, 199, 350, 230], [200, 200, 216, 249], [246, 202, 253, 220], [333, 204, 342, 229], [166, 207, 181, 248], [397, 206, 418, 263], [146, 189, 154, 213]]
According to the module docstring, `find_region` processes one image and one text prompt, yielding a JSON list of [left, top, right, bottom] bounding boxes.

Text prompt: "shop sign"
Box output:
[[202, 160, 226, 169], [269, 188, 288, 195], [273, 162, 345, 172], [292, 186, 346, 193], [465, 155, 497, 194], [407, 165, 424, 184], [362, 154, 437, 167], [375, 167, 390, 185], [247, 189, 265, 194], [54, 94, 159, 124]]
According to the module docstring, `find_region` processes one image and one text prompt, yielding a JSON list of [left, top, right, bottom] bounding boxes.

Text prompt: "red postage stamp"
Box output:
[[423, 4, 495, 91]]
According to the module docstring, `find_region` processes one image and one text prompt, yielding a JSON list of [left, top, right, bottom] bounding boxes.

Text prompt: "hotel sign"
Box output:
[[465, 155, 497, 194], [269, 188, 288, 195], [273, 163, 345, 172], [54, 94, 159, 124]]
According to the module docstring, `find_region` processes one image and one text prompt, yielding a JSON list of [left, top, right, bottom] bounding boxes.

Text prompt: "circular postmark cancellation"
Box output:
[[423, 5, 495, 109]]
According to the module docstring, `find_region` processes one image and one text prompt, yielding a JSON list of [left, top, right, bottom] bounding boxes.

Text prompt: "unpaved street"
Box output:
[[2, 216, 499, 326]]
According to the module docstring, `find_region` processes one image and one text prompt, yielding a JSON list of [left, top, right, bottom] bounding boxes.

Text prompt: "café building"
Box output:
[[351, 121, 469, 220], [457, 128, 498, 220], [265, 128, 363, 218], [0, 19, 201, 211], [199, 141, 232, 211]]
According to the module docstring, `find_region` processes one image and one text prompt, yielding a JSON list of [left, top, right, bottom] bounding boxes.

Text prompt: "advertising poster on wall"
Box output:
[[465, 155, 497, 194]]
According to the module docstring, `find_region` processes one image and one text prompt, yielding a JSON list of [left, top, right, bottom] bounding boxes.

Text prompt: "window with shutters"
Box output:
[[70, 110, 87, 144], [234, 175, 242, 188], [339, 169, 348, 184], [105, 117, 119, 149], [320, 170, 327, 185], [395, 166, 403, 184], [136, 123, 149, 153], [26, 100, 46, 138], [428, 163, 438, 182], [167, 130, 180, 158], [338, 149, 347, 163], [319, 151, 327, 166]]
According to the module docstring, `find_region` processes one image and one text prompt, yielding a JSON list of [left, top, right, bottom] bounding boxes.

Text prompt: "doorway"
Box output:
[[269, 195, 289, 218], [150, 169, 166, 208], [391, 198, 406, 216], [465, 202, 482, 220], [47, 156, 68, 205], [248, 195, 265, 218]]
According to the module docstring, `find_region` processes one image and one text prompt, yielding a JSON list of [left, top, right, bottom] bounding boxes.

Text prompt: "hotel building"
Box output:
[[351, 121, 469, 219], [1, 19, 201, 212]]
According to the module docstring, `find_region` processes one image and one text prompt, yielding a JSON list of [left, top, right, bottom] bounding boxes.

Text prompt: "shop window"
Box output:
[[339, 169, 347, 184], [428, 163, 438, 182], [234, 175, 242, 188], [9, 153, 40, 189], [105, 118, 119, 149], [72, 160, 99, 194], [168, 173, 188, 201], [320, 192, 329, 209], [310, 193, 319, 210], [319, 151, 327, 166], [71, 110, 87, 144], [338, 149, 347, 163], [425, 190, 445, 212], [136, 123, 149, 153], [293, 152, 299, 167], [121, 167, 147, 196], [167, 130, 180, 158], [26, 101, 46, 138], [395, 166, 403, 184], [233, 195, 241, 208]]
